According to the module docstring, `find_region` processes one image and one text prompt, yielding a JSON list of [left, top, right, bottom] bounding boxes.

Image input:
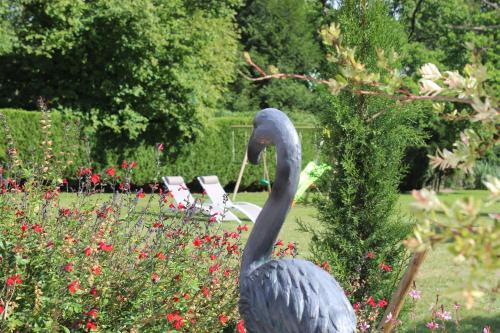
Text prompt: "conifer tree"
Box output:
[[303, 0, 423, 308]]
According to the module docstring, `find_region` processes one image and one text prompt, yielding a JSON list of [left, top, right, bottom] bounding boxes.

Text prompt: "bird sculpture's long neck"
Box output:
[[241, 116, 301, 275]]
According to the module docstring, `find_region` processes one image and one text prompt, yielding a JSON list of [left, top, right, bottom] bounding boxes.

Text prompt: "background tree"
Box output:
[[391, 0, 499, 190], [0, 0, 242, 161], [228, 0, 329, 114]]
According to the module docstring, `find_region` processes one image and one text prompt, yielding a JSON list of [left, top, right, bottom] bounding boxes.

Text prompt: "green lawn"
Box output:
[[232, 190, 499, 332], [59, 190, 499, 331]]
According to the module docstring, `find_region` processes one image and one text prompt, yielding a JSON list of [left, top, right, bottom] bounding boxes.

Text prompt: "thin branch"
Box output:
[[482, 0, 499, 9], [242, 52, 477, 122], [447, 24, 500, 32], [409, 0, 425, 40]]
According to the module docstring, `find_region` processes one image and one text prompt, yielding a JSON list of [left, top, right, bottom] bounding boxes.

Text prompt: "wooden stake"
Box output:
[[378, 250, 428, 333], [233, 152, 248, 202], [262, 148, 271, 192]]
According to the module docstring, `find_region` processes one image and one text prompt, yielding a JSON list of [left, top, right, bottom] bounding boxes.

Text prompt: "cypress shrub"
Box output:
[[302, 0, 424, 310]]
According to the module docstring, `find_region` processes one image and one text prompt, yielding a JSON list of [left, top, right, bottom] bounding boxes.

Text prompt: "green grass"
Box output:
[[230, 190, 499, 332], [58, 190, 499, 331]]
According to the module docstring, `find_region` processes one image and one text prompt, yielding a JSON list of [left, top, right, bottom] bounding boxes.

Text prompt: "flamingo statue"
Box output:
[[239, 108, 356, 333]]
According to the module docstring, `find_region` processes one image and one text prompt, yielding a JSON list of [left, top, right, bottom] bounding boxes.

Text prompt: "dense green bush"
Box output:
[[0, 109, 319, 188], [0, 109, 85, 179], [0, 0, 241, 152]]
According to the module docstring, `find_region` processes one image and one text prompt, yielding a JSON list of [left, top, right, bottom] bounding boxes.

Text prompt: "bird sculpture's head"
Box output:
[[247, 108, 289, 165]]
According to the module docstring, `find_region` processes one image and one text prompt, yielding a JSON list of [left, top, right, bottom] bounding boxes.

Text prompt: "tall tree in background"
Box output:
[[228, 0, 329, 114], [0, 0, 241, 158], [302, 0, 423, 313], [392, 0, 499, 190]]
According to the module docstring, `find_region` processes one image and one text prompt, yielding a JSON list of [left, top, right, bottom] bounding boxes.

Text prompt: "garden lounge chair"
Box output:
[[197, 175, 262, 223], [162, 176, 211, 214]]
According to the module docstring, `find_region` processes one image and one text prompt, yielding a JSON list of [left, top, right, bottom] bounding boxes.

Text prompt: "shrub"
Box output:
[[300, 2, 423, 327], [0, 109, 320, 188], [0, 161, 246, 331]]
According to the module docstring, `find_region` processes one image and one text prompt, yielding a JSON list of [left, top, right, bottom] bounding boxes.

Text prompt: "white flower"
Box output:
[[419, 79, 443, 96], [412, 189, 441, 211], [436, 310, 452, 321], [444, 71, 465, 89], [419, 63, 441, 80], [483, 176, 500, 197]]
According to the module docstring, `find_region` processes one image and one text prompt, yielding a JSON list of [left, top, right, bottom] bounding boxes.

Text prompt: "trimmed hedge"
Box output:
[[0, 109, 319, 189], [0, 108, 85, 178]]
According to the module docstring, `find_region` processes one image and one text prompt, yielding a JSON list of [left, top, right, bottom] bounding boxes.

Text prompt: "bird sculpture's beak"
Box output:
[[247, 130, 266, 165]]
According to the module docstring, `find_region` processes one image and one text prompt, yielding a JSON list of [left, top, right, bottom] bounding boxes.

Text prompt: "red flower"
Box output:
[[121, 160, 128, 169], [275, 239, 284, 246], [91, 265, 102, 276], [98, 242, 113, 252], [158, 143, 164, 152], [64, 263, 74, 272], [321, 261, 330, 271], [209, 263, 220, 274], [6, 274, 22, 286], [353, 302, 360, 311], [78, 167, 92, 176], [210, 254, 216, 261], [151, 272, 160, 283], [366, 296, 377, 308], [380, 262, 392, 272], [84, 247, 92, 257], [106, 166, 115, 177], [166, 312, 184, 330], [90, 287, 97, 296], [90, 173, 100, 184], [32, 224, 43, 233], [178, 203, 185, 209], [137, 190, 145, 199], [367, 251, 376, 259], [20, 223, 28, 232], [86, 308, 98, 319], [138, 251, 148, 259], [193, 237, 203, 247], [130, 161, 137, 169], [155, 252, 166, 261], [153, 221, 163, 228], [0, 305, 4, 314], [219, 314, 228, 325], [288, 242, 295, 251], [237, 224, 249, 232], [86, 321, 97, 330], [68, 280, 80, 294], [378, 298, 388, 308], [237, 320, 246, 333], [202, 286, 209, 298]]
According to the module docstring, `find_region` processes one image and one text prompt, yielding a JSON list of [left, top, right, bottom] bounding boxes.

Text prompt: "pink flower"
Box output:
[[409, 288, 421, 300], [426, 321, 439, 330], [359, 322, 370, 332], [436, 310, 452, 321]]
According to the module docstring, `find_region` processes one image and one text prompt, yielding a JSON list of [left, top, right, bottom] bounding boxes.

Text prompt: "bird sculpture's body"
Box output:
[[239, 109, 356, 333]]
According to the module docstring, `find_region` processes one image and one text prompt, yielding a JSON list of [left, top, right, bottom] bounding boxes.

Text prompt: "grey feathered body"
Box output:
[[240, 259, 356, 333]]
